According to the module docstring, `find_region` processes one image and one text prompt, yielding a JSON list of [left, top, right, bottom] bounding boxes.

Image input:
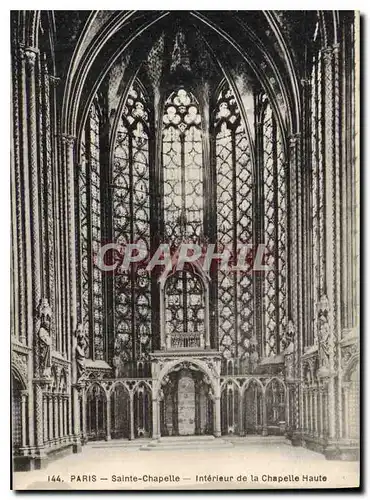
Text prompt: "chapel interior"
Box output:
[[11, 10, 359, 470]]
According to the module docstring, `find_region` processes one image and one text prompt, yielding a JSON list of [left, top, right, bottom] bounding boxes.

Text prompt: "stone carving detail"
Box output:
[[12, 351, 28, 385], [282, 319, 295, 351], [74, 323, 89, 382], [170, 29, 191, 73], [317, 295, 331, 376], [341, 343, 358, 370], [36, 298, 52, 378]]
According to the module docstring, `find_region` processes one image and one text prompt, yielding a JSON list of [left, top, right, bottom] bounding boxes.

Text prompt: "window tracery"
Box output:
[[113, 83, 151, 361], [215, 84, 254, 360], [162, 89, 203, 244]]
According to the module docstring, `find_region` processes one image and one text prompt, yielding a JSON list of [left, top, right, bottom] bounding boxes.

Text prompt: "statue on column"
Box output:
[[282, 319, 295, 351], [36, 298, 52, 378], [74, 323, 89, 383], [317, 295, 331, 375]]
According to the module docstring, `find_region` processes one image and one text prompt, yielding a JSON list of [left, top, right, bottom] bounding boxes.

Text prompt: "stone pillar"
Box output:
[[319, 387, 324, 439], [62, 133, 81, 451], [63, 396, 68, 438], [34, 383, 44, 448], [81, 388, 87, 443], [20, 391, 27, 448], [288, 134, 303, 445], [343, 386, 349, 439], [43, 394, 48, 444], [48, 394, 53, 441], [129, 393, 135, 440], [106, 397, 111, 441], [23, 46, 40, 449], [239, 389, 244, 436], [262, 393, 268, 436], [214, 396, 221, 437], [54, 394, 59, 439], [194, 378, 200, 435], [59, 396, 64, 438], [152, 398, 159, 439], [68, 396, 72, 437]]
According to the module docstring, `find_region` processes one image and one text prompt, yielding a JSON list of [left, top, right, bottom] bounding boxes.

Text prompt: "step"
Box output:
[[140, 437, 234, 451], [87, 439, 151, 449], [157, 435, 216, 443]]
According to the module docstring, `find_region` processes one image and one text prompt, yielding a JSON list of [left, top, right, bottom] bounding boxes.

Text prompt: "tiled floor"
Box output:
[[13, 437, 360, 490]]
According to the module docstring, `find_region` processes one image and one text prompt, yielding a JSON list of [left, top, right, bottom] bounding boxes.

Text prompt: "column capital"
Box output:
[[322, 44, 340, 62], [288, 133, 301, 146], [23, 47, 39, 67], [61, 134, 76, 146], [49, 75, 61, 87], [300, 78, 310, 88]]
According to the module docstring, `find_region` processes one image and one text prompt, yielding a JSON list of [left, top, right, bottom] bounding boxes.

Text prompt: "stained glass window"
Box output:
[[79, 99, 104, 360], [79, 127, 90, 347], [262, 99, 287, 357], [89, 102, 104, 359], [162, 89, 203, 244], [113, 83, 151, 361], [165, 270, 205, 337], [215, 84, 254, 360]]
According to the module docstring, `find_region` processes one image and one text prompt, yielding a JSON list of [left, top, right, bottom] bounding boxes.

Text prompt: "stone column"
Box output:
[[106, 397, 111, 441], [34, 383, 44, 448], [20, 391, 27, 448], [319, 387, 324, 439], [48, 394, 53, 441], [62, 133, 81, 451], [63, 396, 68, 438], [43, 394, 48, 444], [214, 396, 221, 437], [54, 394, 59, 439], [261, 393, 268, 437], [289, 134, 303, 445], [152, 398, 159, 439], [23, 46, 39, 449], [59, 396, 64, 439], [129, 393, 135, 440], [239, 390, 244, 436], [194, 378, 200, 435], [320, 45, 342, 448], [81, 388, 87, 443]]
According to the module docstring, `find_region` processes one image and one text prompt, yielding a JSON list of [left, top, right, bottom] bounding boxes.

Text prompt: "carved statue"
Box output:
[[74, 323, 89, 382], [282, 320, 295, 351], [207, 386, 215, 403], [37, 298, 52, 378], [317, 295, 330, 372], [157, 388, 165, 402], [317, 313, 330, 371]]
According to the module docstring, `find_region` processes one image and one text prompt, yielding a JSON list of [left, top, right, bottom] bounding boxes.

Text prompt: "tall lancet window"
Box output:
[[165, 270, 205, 339], [162, 88, 203, 243], [215, 84, 254, 361], [79, 98, 104, 360], [113, 82, 151, 362], [262, 99, 287, 357]]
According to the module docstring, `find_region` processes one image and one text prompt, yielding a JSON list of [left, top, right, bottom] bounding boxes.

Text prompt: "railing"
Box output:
[[166, 332, 205, 350]]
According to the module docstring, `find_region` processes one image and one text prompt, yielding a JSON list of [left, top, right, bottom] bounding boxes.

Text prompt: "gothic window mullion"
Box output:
[[231, 129, 239, 359], [272, 116, 280, 354], [85, 116, 95, 360], [183, 272, 188, 333], [180, 131, 186, 237], [128, 132, 136, 362]]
